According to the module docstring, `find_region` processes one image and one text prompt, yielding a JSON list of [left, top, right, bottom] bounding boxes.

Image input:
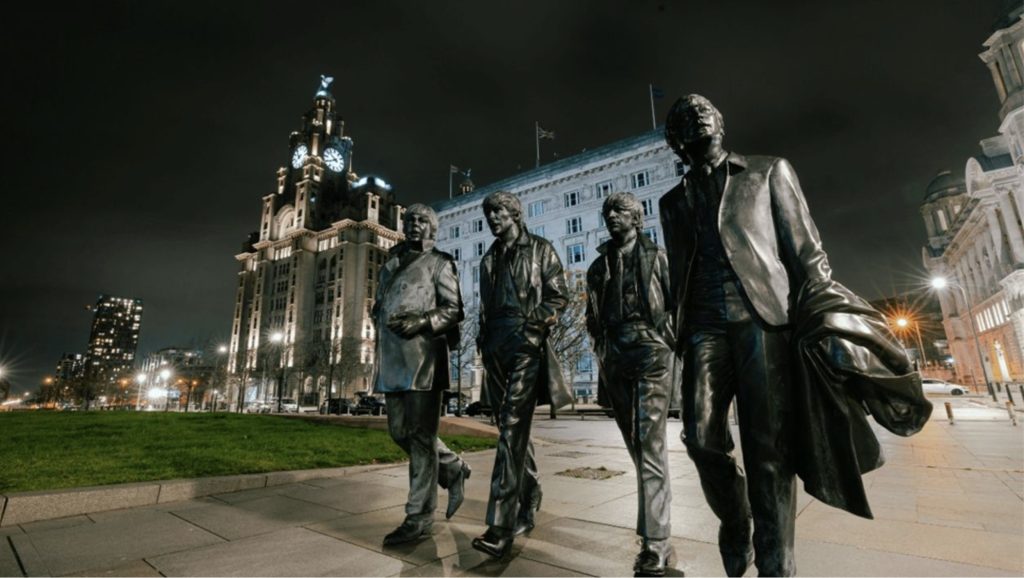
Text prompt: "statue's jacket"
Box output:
[[583, 232, 675, 351], [372, 243, 463, 393], [479, 231, 572, 409], [659, 151, 930, 519]]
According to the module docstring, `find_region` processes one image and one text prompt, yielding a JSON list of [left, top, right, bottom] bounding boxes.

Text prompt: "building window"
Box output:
[[530, 225, 546, 238], [528, 200, 545, 218], [596, 180, 614, 198], [567, 243, 586, 264], [452, 248, 462, 261], [473, 265, 480, 283], [644, 227, 659, 244], [577, 354, 593, 373], [566, 216, 583, 235], [675, 161, 688, 176], [472, 218, 484, 233], [631, 170, 650, 189], [642, 198, 654, 216], [564, 191, 580, 207], [475, 241, 485, 257], [936, 209, 948, 232], [450, 225, 461, 239]]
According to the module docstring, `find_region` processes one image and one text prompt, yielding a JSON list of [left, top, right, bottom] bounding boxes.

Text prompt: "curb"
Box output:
[[0, 462, 397, 528]]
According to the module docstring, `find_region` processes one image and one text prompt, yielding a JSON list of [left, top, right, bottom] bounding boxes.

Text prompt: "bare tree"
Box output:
[[548, 272, 590, 415], [451, 300, 482, 415]]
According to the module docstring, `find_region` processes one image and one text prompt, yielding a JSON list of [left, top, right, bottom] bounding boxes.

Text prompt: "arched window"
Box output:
[[329, 257, 337, 282]]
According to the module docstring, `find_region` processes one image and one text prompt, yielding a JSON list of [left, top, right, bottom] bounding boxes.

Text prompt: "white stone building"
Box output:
[[922, 6, 1024, 387], [431, 129, 685, 402]]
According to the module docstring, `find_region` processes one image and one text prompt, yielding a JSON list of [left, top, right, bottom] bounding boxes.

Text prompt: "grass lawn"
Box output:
[[0, 412, 496, 493]]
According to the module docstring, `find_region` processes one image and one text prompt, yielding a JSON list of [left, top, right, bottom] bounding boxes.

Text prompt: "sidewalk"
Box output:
[[1, 404, 1021, 577]]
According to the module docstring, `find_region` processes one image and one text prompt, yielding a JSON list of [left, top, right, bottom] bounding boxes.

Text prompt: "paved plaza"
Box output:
[[1, 397, 1021, 577]]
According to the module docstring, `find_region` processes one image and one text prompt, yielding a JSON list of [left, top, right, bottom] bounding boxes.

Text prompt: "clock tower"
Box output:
[[228, 76, 405, 411]]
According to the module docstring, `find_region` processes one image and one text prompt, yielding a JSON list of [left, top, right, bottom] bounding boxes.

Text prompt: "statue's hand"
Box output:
[[387, 312, 428, 338]]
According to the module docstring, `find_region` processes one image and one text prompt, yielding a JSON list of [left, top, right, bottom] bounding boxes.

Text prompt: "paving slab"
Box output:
[[795, 501, 1023, 573], [794, 538, 1019, 576], [0, 536, 24, 577], [309, 506, 485, 566], [282, 479, 410, 514], [163, 495, 348, 540], [8, 508, 223, 576], [1, 483, 160, 528], [146, 526, 408, 577], [157, 474, 266, 503], [17, 516, 93, 535], [65, 560, 162, 577], [403, 549, 590, 577]]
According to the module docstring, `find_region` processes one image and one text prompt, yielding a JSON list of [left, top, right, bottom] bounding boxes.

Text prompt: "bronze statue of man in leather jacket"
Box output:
[[659, 95, 831, 577], [586, 192, 676, 577], [471, 190, 572, 558], [372, 203, 471, 546]]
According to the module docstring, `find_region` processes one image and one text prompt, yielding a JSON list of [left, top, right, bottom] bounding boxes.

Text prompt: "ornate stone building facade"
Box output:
[[228, 80, 404, 409], [922, 6, 1024, 386]]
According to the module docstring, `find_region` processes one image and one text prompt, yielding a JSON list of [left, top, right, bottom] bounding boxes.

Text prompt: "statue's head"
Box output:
[[482, 191, 525, 237], [404, 203, 438, 241], [665, 94, 725, 161], [602, 192, 644, 239]]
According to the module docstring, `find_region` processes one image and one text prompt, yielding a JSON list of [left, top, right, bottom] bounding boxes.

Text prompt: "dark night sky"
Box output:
[[0, 1, 1012, 394]]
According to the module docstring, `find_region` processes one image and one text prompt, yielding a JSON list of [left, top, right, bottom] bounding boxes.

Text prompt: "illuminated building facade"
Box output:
[[228, 79, 404, 408], [922, 5, 1024, 385], [83, 294, 143, 402]]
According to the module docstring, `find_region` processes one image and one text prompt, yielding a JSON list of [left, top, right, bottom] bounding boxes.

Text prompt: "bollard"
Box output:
[[944, 401, 955, 425], [1008, 386, 1016, 406], [1018, 384, 1024, 404], [989, 382, 998, 402], [1007, 401, 1018, 427]]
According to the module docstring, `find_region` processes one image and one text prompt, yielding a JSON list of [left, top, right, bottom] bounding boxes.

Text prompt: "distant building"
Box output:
[[83, 294, 143, 404], [228, 79, 404, 408], [431, 129, 685, 401], [922, 5, 1024, 386], [46, 352, 86, 404]]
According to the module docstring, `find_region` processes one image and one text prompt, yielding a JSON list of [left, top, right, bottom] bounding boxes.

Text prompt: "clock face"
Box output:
[[291, 144, 308, 169], [323, 147, 345, 172]]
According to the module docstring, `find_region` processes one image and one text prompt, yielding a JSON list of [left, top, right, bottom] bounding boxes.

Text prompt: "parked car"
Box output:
[[921, 378, 969, 396], [245, 401, 272, 414], [280, 398, 299, 413], [465, 401, 492, 417], [352, 396, 387, 416], [320, 398, 354, 415]]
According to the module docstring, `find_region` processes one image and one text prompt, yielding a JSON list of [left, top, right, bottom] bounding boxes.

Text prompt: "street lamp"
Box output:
[[931, 276, 991, 394], [135, 373, 147, 410], [270, 332, 285, 413], [216, 344, 228, 412], [159, 368, 173, 412]]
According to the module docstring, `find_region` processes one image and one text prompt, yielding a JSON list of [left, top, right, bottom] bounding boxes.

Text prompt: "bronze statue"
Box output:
[[471, 190, 572, 558], [372, 203, 471, 546], [660, 95, 930, 576], [586, 192, 676, 577]]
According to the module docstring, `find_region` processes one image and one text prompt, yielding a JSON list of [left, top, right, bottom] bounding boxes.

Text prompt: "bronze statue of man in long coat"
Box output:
[[471, 190, 572, 558], [586, 192, 676, 577], [373, 203, 471, 546]]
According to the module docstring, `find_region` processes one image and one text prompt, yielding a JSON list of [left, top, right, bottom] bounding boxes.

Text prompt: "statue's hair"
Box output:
[[603, 192, 644, 233], [664, 93, 724, 160], [405, 203, 439, 240], [482, 191, 525, 229]]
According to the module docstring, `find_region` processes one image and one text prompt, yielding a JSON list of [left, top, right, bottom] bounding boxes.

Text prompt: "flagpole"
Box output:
[[449, 163, 453, 199], [649, 83, 657, 131], [535, 121, 540, 168]]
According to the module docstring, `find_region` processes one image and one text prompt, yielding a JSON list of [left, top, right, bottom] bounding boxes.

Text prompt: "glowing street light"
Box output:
[[931, 276, 991, 393], [135, 373, 148, 410], [270, 332, 285, 412]]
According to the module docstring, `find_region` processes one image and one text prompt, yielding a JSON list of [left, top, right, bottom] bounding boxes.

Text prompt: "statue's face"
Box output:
[[680, 100, 723, 144], [485, 205, 515, 238], [603, 204, 636, 238], [404, 211, 433, 242]]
